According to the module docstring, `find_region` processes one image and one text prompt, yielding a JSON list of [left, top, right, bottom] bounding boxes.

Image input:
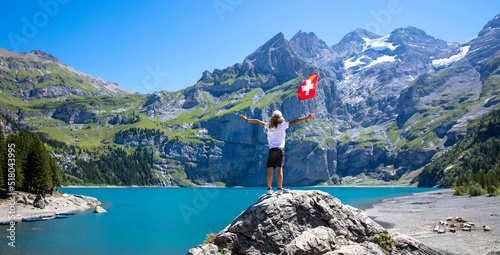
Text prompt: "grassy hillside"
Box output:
[[0, 57, 100, 93], [417, 108, 500, 195]]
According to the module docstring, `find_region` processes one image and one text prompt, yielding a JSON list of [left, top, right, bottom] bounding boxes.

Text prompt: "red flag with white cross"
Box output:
[[298, 73, 318, 100]]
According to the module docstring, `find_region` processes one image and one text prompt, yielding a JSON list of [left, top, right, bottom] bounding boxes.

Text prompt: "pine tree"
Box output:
[[27, 136, 51, 194], [7, 132, 26, 190], [49, 156, 62, 191], [0, 118, 63, 194]]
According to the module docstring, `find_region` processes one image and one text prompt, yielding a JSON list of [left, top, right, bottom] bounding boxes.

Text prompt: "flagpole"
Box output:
[[313, 73, 318, 117], [311, 97, 315, 115]]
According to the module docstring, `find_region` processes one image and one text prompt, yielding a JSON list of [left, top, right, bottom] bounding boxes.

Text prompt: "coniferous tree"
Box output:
[[419, 109, 500, 196], [27, 136, 51, 194], [0, 118, 62, 194], [7, 131, 26, 190], [72, 146, 157, 186], [49, 156, 62, 191]]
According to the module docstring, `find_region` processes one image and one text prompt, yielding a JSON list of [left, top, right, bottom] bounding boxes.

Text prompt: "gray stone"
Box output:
[[188, 190, 443, 255], [94, 206, 107, 213], [17, 195, 27, 205], [325, 242, 387, 255], [33, 194, 46, 209], [188, 244, 220, 255]]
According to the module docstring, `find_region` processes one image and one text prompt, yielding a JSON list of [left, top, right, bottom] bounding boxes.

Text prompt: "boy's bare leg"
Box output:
[[267, 167, 274, 189], [277, 167, 283, 189]]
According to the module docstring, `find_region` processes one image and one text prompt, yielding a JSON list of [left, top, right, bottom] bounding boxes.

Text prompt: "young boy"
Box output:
[[239, 110, 313, 195]]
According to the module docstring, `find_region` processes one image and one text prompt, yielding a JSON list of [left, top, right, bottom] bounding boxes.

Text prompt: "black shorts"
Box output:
[[266, 148, 285, 168]]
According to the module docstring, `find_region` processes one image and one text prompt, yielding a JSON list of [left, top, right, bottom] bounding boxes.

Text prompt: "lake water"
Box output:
[[1, 187, 438, 255]]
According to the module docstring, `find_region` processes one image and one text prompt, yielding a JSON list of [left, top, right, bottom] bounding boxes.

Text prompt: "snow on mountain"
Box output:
[[4, 14, 499, 188], [344, 56, 368, 69], [365, 55, 398, 68], [432, 46, 470, 67], [362, 36, 399, 51], [343, 54, 397, 69]]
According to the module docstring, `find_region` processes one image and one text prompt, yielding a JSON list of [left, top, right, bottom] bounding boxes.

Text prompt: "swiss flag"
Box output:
[[298, 73, 318, 100]]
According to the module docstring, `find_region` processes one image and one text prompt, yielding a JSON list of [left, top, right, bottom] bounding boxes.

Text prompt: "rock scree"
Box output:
[[188, 190, 444, 255]]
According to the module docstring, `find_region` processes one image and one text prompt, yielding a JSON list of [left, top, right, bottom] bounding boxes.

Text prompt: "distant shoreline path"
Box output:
[[365, 189, 500, 254]]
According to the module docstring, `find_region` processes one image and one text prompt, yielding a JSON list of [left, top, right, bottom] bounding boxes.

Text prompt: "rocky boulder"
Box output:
[[33, 194, 47, 209], [94, 205, 107, 213], [188, 190, 443, 255]]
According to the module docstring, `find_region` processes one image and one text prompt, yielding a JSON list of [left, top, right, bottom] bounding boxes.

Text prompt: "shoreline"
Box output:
[[61, 184, 420, 188], [62, 185, 146, 188], [0, 191, 102, 222], [364, 189, 500, 255]]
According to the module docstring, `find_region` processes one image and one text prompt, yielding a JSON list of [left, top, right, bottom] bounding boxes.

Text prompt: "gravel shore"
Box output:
[[0, 191, 101, 222], [365, 189, 500, 255]]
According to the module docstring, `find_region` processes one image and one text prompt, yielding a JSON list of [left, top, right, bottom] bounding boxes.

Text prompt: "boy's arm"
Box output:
[[239, 115, 265, 127], [289, 113, 313, 126]]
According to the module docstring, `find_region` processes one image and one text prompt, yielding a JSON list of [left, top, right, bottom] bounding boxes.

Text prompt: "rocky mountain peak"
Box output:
[[244, 32, 311, 81], [388, 26, 435, 45], [199, 70, 214, 83], [246, 32, 287, 61], [344, 28, 381, 41], [0, 48, 64, 66], [28, 49, 60, 63], [385, 26, 461, 62], [0, 47, 133, 99], [0, 47, 60, 65], [188, 190, 444, 255], [483, 13, 500, 30], [333, 28, 381, 56], [467, 13, 500, 69], [288, 30, 334, 66], [289, 30, 329, 50]]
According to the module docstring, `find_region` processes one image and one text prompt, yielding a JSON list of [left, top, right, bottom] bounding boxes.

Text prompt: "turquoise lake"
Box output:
[[1, 187, 438, 255]]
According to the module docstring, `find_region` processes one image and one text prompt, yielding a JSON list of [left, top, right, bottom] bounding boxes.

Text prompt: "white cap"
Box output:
[[272, 110, 282, 118]]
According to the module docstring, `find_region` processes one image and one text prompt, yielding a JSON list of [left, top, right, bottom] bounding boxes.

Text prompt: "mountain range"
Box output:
[[1, 13, 499, 187]]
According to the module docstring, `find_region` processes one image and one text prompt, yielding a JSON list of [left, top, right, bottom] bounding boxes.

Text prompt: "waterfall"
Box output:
[[155, 159, 172, 187]]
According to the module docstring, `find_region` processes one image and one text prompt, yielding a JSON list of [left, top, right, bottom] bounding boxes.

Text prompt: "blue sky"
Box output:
[[1, 0, 499, 93]]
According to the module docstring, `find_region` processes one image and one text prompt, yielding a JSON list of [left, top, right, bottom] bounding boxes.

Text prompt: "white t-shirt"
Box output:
[[264, 122, 289, 148]]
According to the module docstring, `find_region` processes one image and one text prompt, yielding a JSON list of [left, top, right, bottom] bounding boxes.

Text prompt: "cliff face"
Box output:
[[139, 14, 500, 187], [188, 190, 444, 255], [2, 14, 500, 187]]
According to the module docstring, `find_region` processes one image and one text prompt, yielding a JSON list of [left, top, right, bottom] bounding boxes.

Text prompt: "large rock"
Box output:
[[33, 194, 46, 209], [94, 206, 107, 213], [188, 190, 443, 255]]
